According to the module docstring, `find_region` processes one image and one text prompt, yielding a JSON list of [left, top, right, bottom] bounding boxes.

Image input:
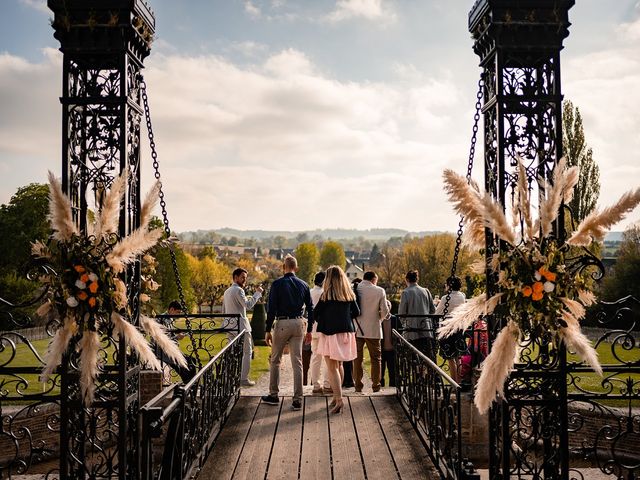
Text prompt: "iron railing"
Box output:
[[139, 329, 245, 480], [393, 329, 466, 479]]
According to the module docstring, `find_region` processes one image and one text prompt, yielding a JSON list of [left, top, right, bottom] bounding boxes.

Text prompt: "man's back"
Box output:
[[356, 280, 389, 339], [399, 284, 435, 340]]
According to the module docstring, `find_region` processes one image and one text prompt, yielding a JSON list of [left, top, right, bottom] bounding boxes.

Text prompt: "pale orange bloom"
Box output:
[[80, 274, 89, 283], [532, 282, 544, 294], [88, 297, 97, 308], [522, 285, 533, 297], [77, 291, 88, 301], [74, 265, 86, 273], [532, 291, 544, 301], [88, 282, 99, 294]]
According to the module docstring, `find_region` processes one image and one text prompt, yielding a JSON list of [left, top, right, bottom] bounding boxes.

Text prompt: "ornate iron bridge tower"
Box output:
[[48, 1, 154, 477], [469, 0, 575, 478]]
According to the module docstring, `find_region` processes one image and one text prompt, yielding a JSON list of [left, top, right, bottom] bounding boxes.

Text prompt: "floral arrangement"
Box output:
[[35, 171, 186, 406], [438, 158, 640, 413]]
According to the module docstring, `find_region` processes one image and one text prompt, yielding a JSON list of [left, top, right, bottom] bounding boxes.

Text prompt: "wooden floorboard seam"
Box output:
[[324, 397, 334, 480], [347, 397, 370, 480], [263, 399, 284, 480], [369, 396, 402, 479], [229, 397, 262, 480]]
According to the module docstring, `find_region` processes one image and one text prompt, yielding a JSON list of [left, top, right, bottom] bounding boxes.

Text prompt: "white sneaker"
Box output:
[[241, 379, 256, 387]]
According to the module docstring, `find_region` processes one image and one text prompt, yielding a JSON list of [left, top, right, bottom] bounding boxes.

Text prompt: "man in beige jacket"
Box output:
[[353, 271, 390, 393]]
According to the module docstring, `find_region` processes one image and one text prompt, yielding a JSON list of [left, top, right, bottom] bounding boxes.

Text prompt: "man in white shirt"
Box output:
[[308, 271, 330, 394], [222, 268, 263, 387], [353, 271, 390, 393]]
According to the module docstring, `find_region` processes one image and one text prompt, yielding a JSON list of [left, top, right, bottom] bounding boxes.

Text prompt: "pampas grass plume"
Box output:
[[94, 171, 127, 238], [140, 181, 161, 229], [578, 289, 597, 307], [41, 316, 76, 383], [140, 315, 187, 369], [474, 321, 520, 414], [47, 171, 77, 242], [111, 312, 161, 370], [481, 193, 517, 245], [106, 228, 163, 274], [79, 330, 101, 406], [559, 311, 602, 376], [568, 187, 640, 246]]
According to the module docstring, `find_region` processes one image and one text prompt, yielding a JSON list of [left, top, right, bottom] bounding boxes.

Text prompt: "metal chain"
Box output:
[[140, 74, 201, 367], [441, 76, 484, 319]]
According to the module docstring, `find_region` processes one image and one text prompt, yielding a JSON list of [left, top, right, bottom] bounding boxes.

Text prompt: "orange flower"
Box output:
[[88, 297, 97, 308], [88, 282, 99, 294], [538, 266, 557, 282], [80, 273, 89, 283], [522, 285, 533, 297], [77, 291, 88, 301], [74, 265, 86, 273], [532, 282, 544, 294], [532, 291, 544, 301]]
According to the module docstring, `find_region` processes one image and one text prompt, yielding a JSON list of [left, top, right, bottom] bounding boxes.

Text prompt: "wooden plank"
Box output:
[[266, 397, 304, 479], [349, 396, 399, 480], [198, 396, 261, 480], [329, 398, 366, 480], [299, 396, 332, 479], [371, 396, 437, 480], [232, 398, 282, 479]]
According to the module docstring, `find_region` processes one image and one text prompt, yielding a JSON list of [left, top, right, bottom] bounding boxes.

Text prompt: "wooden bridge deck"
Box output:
[[199, 394, 437, 480]]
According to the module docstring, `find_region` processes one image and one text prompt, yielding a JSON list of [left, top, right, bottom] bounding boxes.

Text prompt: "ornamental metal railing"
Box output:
[[139, 329, 245, 480], [393, 329, 468, 480]]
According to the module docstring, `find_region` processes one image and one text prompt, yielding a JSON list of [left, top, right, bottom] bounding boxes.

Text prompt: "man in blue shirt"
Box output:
[[261, 254, 313, 410]]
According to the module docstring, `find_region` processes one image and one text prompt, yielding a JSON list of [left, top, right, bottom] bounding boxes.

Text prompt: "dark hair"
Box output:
[[406, 270, 419, 283], [232, 268, 248, 278], [352, 278, 362, 286], [447, 275, 462, 291], [168, 300, 182, 311], [363, 271, 377, 281], [313, 271, 326, 286]]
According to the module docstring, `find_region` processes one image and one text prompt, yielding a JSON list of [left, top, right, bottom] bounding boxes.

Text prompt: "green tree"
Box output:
[[563, 100, 600, 224], [295, 242, 319, 283], [369, 243, 382, 266], [601, 224, 640, 301], [319, 241, 346, 269], [0, 183, 50, 272], [153, 244, 197, 312]]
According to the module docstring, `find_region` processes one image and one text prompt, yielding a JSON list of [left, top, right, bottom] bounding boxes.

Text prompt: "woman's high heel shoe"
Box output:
[[330, 402, 343, 414], [329, 400, 336, 409]]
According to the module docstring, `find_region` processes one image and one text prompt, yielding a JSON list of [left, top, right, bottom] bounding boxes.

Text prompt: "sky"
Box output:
[[0, 0, 639, 233]]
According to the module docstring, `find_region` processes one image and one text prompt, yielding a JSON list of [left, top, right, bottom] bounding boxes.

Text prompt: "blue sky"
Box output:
[[1, 0, 639, 232]]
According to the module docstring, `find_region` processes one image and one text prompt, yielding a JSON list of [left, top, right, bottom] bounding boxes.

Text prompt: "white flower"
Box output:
[[534, 271, 542, 281], [75, 280, 87, 289], [66, 296, 79, 308], [88, 273, 98, 282], [543, 281, 555, 293]]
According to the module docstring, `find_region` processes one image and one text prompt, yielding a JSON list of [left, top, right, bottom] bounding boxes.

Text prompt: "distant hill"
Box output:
[[178, 228, 443, 242]]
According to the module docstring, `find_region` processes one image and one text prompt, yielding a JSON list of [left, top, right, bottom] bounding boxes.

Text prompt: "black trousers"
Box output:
[[381, 350, 396, 387], [342, 360, 354, 387]]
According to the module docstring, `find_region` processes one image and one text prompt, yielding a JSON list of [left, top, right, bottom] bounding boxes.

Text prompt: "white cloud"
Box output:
[[326, 0, 397, 24], [228, 40, 269, 58], [244, 1, 261, 19], [19, 0, 48, 14]]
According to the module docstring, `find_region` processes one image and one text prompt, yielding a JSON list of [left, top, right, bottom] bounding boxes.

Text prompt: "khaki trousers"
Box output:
[[269, 317, 306, 402], [353, 337, 382, 391]]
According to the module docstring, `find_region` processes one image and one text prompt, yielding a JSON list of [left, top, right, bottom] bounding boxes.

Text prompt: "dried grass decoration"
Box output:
[[439, 157, 640, 414], [36, 171, 186, 406]]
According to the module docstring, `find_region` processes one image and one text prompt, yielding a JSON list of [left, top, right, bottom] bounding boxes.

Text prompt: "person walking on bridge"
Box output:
[[311, 266, 359, 414], [262, 255, 313, 411], [222, 268, 263, 387], [353, 271, 390, 393], [399, 270, 436, 360]]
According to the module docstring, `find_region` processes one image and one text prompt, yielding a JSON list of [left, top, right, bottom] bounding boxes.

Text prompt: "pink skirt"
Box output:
[[315, 332, 357, 362]]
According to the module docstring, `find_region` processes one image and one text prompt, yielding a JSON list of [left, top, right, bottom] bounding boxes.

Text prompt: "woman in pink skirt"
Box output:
[[312, 266, 359, 414]]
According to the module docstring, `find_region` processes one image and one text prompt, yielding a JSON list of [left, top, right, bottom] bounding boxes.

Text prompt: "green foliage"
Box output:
[[0, 183, 50, 272], [401, 234, 478, 295], [153, 244, 197, 312], [563, 100, 600, 224], [295, 242, 319, 283], [601, 224, 640, 301], [319, 241, 346, 269]]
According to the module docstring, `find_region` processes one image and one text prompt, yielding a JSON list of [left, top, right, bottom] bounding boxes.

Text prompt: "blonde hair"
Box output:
[[284, 254, 297, 270], [321, 266, 356, 302]]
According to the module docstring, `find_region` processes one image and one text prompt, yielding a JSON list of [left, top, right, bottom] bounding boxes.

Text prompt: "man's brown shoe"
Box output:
[[322, 387, 333, 394]]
